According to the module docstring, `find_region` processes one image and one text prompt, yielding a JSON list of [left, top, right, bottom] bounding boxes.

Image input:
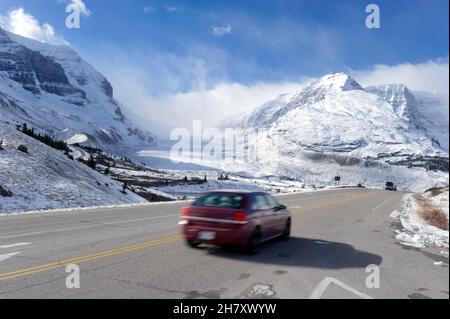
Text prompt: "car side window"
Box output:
[[252, 194, 271, 210], [264, 194, 279, 209]]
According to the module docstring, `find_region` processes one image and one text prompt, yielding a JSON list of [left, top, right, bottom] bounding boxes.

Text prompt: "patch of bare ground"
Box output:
[[413, 193, 449, 231], [425, 186, 449, 197]]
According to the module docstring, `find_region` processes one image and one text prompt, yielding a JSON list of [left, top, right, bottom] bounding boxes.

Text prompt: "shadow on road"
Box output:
[[205, 236, 382, 269]]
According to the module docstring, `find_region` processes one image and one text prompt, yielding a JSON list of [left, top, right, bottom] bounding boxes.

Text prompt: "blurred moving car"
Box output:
[[179, 190, 291, 252], [385, 182, 397, 191]]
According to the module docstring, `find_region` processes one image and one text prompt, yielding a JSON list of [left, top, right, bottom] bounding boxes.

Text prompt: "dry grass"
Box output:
[[414, 194, 449, 231], [425, 186, 449, 197]]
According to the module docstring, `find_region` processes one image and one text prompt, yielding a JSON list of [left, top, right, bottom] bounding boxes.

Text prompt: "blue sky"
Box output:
[[0, 0, 448, 130], [0, 0, 448, 89]]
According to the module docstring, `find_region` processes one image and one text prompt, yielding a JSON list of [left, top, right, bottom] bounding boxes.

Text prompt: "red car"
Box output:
[[179, 190, 291, 252]]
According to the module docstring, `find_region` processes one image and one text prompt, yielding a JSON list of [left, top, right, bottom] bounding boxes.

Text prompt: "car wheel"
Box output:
[[246, 228, 260, 254], [186, 239, 201, 248], [280, 219, 291, 241]]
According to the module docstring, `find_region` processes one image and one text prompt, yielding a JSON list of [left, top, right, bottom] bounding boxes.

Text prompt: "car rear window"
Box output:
[[194, 193, 245, 209], [252, 194, 271, 210]]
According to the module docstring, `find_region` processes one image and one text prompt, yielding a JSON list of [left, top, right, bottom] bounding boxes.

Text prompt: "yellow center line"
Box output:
[[0, 191, 381, 282], [0, 235, 182, 281], [292, 191, 381, 214]]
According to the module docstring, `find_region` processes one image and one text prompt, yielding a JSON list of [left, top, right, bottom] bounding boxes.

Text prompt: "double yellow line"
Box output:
[[0, 191, 380, 282], [0, 235, 181, 281]]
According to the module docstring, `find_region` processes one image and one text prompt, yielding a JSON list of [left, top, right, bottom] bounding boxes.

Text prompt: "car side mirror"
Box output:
[[275, 204, 287, 211]]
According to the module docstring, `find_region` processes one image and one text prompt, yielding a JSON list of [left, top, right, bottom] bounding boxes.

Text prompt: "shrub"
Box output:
[[87, 158, 96, 169], [414, 194, 449, 231], [19, 123, 69, 152]]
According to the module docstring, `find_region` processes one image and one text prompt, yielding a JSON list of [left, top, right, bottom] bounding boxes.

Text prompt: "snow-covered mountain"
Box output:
[[221, 73, 449, 191], [0, 122, 146, 214], [227, 73, 446, 159], [0, 27, 154, 154], [367, 85, 449, 152]]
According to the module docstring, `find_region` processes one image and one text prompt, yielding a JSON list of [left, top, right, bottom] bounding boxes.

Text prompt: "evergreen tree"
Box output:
[[87, 158, 96, 169]]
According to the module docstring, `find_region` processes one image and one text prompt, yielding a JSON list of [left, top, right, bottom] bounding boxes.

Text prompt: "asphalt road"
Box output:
[[0, 188, 448, 299]]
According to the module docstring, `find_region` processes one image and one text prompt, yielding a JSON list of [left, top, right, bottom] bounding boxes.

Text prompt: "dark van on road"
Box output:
[[385, 182, 397, 191], [179, 190, 291, 252]]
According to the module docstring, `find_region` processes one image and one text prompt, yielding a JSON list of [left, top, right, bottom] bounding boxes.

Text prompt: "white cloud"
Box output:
[[212, 24, 232, 37], [0, 8, 68, 45], [56, 0, 91, 16], [144, 6, 156, 13], [94, 38, 448, 136], [353, 57, 449, 94], [111, 72, 305, 135]]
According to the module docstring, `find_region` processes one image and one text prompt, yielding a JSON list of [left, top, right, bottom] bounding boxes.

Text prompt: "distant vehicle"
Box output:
[[179, 190, 291, 253], [385, 182, 397, 191]]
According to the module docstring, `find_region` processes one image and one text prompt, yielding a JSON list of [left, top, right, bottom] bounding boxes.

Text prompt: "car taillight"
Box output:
[[233, 211, 247, 222], [181, 207, 190, 219]]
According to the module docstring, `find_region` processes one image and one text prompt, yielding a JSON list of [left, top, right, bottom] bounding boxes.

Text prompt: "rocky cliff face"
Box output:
[[367, 84, 449, 151], [0, 28, 85, 98], [0, 27, 154, 153], [366, 84, 421, 128]]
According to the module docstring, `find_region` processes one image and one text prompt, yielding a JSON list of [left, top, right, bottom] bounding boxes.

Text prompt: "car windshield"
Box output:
[[386, 182, 394, 186], [194, 193, 245, 209]]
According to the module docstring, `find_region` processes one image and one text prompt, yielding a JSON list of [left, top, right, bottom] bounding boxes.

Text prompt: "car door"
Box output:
[[264, 194, 286, 234], [251, 194, 275, 239]]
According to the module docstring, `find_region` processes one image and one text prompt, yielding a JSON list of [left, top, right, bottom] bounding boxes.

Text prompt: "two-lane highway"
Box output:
[[0, 188, 448, 299]]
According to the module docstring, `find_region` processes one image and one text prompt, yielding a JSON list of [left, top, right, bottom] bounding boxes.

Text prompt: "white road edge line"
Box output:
[[0, 214, 180, 240], [370, 196, 394, 212], [0, 252, 21, 262], [309, 277, 373, 299], [0, 243, 30, 249]]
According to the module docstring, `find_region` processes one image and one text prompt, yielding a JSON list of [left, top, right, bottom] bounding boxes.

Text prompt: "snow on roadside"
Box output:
[[0, 198, 190, 217], [391, 191, 449, 248], [154, 174, 314, 199]]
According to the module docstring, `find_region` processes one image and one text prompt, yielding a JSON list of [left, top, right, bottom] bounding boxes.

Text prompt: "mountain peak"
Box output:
[[311, 72, 363, 92]]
